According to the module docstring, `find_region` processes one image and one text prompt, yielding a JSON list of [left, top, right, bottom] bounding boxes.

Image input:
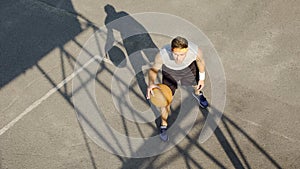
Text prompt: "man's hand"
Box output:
[[146, 84, 160, 99], [197, 80, 205, 91]]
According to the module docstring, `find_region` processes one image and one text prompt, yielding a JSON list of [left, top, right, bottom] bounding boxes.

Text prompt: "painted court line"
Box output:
[[0, 56, 101, 136], [238, 116, 299, 143]]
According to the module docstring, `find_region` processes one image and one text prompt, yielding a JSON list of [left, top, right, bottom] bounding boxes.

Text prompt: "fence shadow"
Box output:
[[0, 0, 101, 168], [0, 0, 82, 88], [1, 2, 283, 168]]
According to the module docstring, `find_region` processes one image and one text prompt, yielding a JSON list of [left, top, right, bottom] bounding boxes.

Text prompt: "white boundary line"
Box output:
[[237, 117, 299, 143], [1, 54, 298, 144], [0, 56, 100, 136]]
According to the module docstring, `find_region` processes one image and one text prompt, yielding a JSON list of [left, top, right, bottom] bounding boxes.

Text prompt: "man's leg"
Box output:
[[182, 61, 209, 108], [160, 105, 171, 127], [159, 105, 170, 141], [159, 66, 177, 141]]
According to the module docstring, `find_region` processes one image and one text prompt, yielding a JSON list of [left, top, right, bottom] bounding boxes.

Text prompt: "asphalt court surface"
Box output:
[[0, 0, 300, 168]]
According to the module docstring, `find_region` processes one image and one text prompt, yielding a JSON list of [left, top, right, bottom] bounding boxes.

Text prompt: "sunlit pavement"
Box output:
[[0, 0, 299, 168]]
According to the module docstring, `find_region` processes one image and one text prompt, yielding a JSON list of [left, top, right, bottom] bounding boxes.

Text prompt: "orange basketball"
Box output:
[[150, 84, 173, 107]]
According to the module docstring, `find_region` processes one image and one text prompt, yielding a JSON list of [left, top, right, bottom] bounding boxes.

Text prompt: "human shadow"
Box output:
[[19, 3, 283, 168], [103, 4, 162, 143], [104, 4, 158, 98], [69, 5, 285, 169]]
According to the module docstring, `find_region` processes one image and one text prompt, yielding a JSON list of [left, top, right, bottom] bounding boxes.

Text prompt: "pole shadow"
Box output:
[[0, 1, 103, 168], [0, 0, 82, 88], [98, 5, 283, 169], [6, 2, 284, 168]]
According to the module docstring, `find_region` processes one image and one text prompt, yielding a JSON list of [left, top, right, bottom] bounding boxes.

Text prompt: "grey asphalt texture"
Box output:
[[0, 0, 299, 169]]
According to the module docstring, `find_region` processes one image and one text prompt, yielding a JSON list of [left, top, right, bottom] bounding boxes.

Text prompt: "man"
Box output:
[[146, 36, 208, 141]]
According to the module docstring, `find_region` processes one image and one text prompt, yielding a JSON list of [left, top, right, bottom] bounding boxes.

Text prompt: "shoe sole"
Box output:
[[160, 135, 169, 142], [159, 129, 169, 142], [159, 132, 169, 142]]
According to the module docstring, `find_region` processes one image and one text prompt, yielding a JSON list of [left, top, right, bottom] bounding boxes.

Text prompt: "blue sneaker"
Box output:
[[192, 92, 209, 108], [160, 126, 169, 142]]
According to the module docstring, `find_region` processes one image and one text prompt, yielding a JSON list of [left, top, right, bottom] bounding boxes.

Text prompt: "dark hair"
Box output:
[[171, 36, 188, 49]]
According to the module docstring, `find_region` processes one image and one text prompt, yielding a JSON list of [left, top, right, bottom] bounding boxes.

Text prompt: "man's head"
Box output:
[[171, 36, 188, 64], [104, 4, 116, 15], [171, 36, 188, 49]]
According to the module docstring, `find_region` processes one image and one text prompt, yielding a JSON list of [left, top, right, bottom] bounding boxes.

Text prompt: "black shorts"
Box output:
[[162, 61, 199, 95]]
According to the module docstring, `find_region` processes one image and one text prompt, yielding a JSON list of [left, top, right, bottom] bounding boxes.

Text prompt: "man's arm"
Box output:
[[146, 53, 163, 99], [104, 23, 114, 55], [195, 48, 206, 91]]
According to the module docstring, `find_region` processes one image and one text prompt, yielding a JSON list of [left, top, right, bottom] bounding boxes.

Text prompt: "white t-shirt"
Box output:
[[159, 41, 198, 70]]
